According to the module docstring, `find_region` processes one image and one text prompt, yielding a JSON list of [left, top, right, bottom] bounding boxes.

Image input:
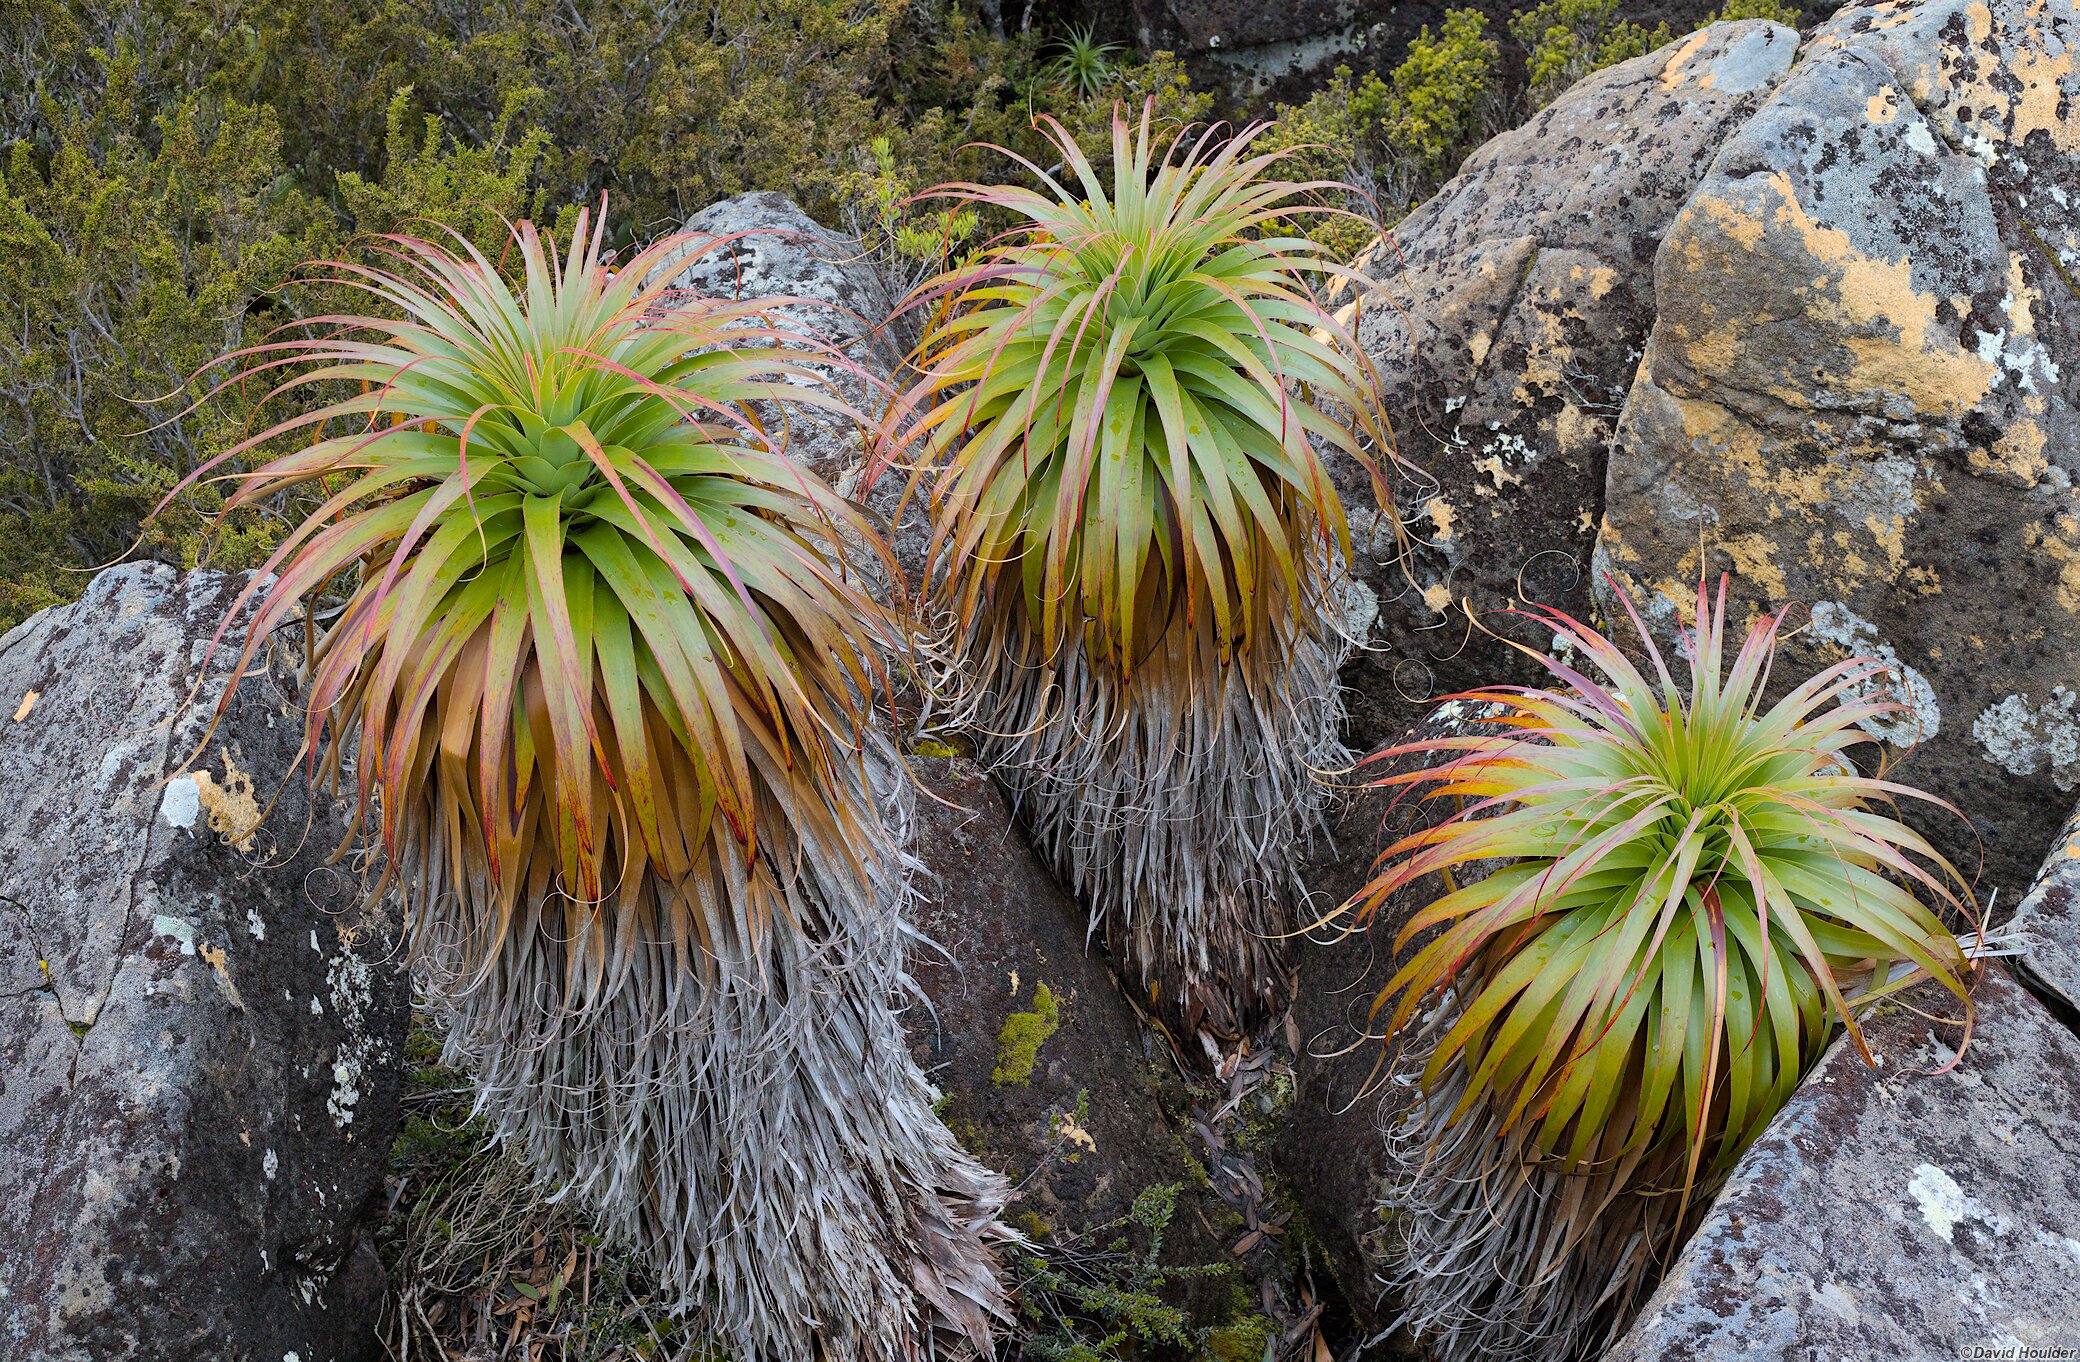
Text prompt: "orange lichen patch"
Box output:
[[1805, 0, 1924, 46], [1694, 192, 1768, 252], [1470, 452, 1526, 494], [1973, 417, 2052, 483], [1620, 374, 1937, 599], [1666, 398, 1835, 514], [1566, 262, 1622, 301], [1866, 88, 1906, 124], [2006, 253, 2041, 338], [1611, 522, 1792, 607], [1552, 404, 1608, 460], [192, 751, 262, 853], [1420, 579, 1454, 613], [1665, 167, 2002, 419], [195, 939, 245, 1011], [1512, 326, 1574, 408], [1826, 533, 1873, 581], [1841, 0, 2078, 155], [1965, 0, 1995, 44], [1715, 532, 1792, 599], [1865, 511, 1911, 572], [1660, 29, 1717, 89], [1774, 192, 1995, 412], [2023, 517, 2080, 613], [1422, 495, 1460, 545]]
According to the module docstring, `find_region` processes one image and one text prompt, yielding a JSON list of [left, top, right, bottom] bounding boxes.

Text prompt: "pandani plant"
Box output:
[[170, 206, 1010, 1361], [884, 104, 1394, 1044], [1044, 25, 1122, 100], [1343, 578, 1979, 1361]]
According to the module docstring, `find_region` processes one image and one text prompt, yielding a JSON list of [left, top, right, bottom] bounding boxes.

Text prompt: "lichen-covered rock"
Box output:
[[654, 190, 929, 583], [0, 563, 406, 1362], [2009, 803, 2080, 1017], [1595, 0, 2080, 893], [1333, 19, 1800, 749], [1605, 963, 2080, 1359], [1610, 782, 2080, 1359]]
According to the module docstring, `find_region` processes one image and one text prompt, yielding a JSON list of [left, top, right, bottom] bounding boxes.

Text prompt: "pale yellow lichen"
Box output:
[[192, 751, 262, 854]]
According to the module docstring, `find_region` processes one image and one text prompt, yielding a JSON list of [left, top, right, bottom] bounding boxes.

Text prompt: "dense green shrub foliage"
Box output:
[[1512, 0, 1674, 107], [1376, 11, 1502, 186], [0, 0, 1798, 630], [0, 56, 549, 627]]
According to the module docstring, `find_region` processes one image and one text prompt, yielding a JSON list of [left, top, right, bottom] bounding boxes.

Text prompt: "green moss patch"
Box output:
[[992, 981, 1061, 1086]]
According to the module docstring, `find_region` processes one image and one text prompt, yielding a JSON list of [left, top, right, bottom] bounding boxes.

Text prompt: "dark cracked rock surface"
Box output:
[[900, 754, 1239, 1298], [1276, 700, 1509, 1343], [0, 563, 406, 1362]]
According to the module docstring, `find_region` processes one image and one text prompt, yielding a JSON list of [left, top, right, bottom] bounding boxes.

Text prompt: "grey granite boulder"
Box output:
[[1608, 963, 2080, 1356], [1331, 19, 1801, 751], [0, 563, 406, 1362], [652, 190, 929, 586], [1594, 0, 2080, 894]]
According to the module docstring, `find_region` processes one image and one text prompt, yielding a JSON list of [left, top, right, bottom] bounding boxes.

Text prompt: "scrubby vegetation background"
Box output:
[[0, 0, 1799, 636]]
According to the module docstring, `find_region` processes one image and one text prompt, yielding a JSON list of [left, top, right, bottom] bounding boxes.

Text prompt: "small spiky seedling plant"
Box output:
[[887, 105, 1391, 1041], [1045, 25, 1122, 100], [176, 208, 1008, 1360], [1345, 580, 1977, 1361]]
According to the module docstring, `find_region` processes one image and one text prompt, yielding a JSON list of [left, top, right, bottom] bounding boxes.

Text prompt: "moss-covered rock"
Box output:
[[902, 754, 1237, 1330]]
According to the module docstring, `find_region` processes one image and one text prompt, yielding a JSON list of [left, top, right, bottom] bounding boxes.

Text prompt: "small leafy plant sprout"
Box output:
[[1343, 578, 1978, 1362], [1045, 25, 1123, 100], [175, 206, 1009, 1361], [885, 104, 1393, 1046]]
